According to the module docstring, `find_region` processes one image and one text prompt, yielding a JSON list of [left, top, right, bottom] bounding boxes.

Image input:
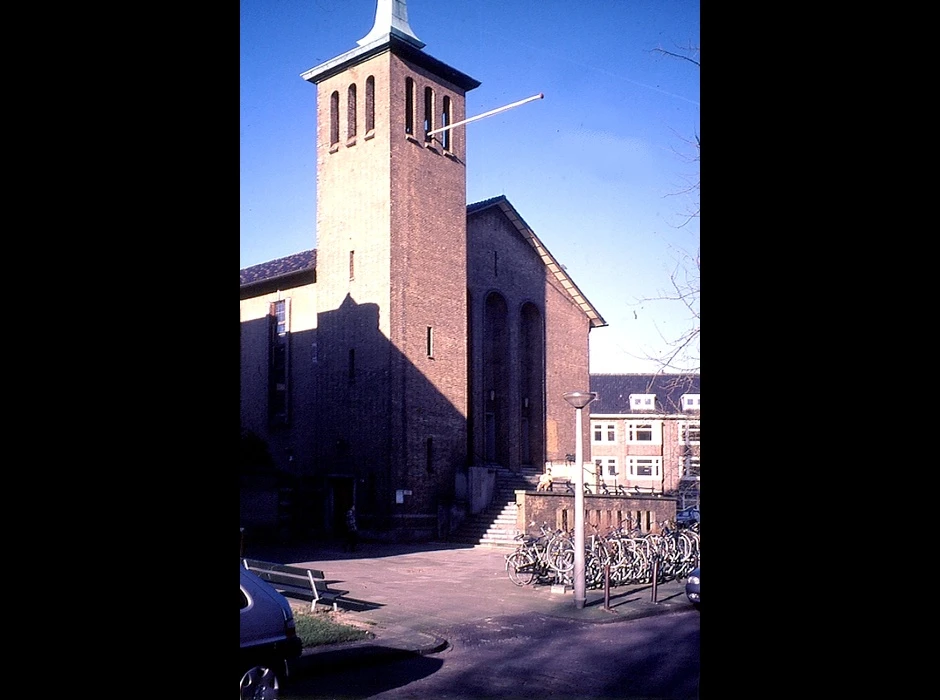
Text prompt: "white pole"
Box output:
[[573, 405, 586, 609], [425, 93, 544, 137], [563, 390, 596, 610]]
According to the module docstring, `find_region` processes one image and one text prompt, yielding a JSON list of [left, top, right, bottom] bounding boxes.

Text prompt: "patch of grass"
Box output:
[[294, 612, 373, 648]]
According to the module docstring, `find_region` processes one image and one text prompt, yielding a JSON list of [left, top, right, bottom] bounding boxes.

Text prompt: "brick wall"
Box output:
[[314, 49, 471, 521], [467, 206, 593, 470], [516, 491, 678, 538]]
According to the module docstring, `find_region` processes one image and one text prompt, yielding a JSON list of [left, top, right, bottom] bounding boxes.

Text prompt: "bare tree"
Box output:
[[644, 248, 699, 373], [641, 44, 700, 374]]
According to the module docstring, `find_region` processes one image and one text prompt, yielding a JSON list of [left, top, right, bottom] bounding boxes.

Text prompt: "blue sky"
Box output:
[[241, 0, 700, 374]]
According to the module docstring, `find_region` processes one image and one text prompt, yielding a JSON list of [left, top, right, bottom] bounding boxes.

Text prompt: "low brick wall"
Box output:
[[515, 490, 677, 537]]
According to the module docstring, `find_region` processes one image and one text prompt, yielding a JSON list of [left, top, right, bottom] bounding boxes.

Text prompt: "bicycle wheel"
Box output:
[[607, 538, 632, 584], [506, 551, 536, 586], [585, 551, 604, 589], [547, 536, 575, 573], [622, 539, 648, 583]]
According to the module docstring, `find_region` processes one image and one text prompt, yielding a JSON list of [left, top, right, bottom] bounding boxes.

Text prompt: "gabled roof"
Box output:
[[589, 373, 700, 415], [240, 250, 316, 287], [468, 195, 607, 328], [241, 198, 606, 331]]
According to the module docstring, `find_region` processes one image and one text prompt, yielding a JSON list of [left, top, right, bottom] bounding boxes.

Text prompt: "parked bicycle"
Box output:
[[504, 524, 575, 586], [504, 518, 700, 591]]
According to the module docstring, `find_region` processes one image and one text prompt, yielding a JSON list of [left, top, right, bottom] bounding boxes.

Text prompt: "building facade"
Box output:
[[588, 374, 700, 512], [240, 1, 605, 542]]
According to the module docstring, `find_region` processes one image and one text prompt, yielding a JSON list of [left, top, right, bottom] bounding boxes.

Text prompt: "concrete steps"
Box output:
[[449, 465, 543, 547]]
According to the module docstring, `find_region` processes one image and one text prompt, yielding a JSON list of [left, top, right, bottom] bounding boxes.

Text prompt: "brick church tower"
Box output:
[[302, 0, 481, 536]]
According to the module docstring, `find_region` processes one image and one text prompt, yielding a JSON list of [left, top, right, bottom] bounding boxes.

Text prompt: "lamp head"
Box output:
[[563, 391, 597, 409]]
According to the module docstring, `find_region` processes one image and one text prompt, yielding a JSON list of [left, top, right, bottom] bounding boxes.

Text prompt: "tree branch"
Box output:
[[652, 46, 700, 68]]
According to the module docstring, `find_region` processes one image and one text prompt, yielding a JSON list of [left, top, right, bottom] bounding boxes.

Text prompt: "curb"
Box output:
[[291, 629, 448, 674]]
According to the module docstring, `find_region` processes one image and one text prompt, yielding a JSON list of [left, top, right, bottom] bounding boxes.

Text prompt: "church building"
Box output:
[[240, 0, 606, 542]]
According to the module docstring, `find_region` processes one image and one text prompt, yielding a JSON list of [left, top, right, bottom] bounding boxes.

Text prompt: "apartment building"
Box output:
[[588, 374, 700, 512]]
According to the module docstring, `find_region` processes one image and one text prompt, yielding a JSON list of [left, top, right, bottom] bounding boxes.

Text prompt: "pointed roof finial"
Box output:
[[358, 0, 425, 48]]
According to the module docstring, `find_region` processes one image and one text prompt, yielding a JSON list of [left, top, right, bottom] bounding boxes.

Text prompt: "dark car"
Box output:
[[685, 566, 700, 606], [240, 566, 304, 698]]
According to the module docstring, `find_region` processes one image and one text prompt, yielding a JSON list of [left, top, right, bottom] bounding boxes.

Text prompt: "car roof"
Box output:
[[240, 566, 293, 613]]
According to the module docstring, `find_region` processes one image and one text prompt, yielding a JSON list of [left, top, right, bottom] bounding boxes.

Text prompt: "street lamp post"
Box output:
[[563, 390, 597, 609]]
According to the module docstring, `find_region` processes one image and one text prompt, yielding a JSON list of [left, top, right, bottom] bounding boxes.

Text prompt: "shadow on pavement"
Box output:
[[285, 648, 444, 699], [332, 597, 385, 612]]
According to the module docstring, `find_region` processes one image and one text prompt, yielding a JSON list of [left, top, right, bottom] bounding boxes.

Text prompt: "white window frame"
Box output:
[[679, 420, 700, 445], [629, 393, 656, 410], [594, 457, 619, 480], [680, 455, 700, 480], [273, 297, 291, 335], [624, 420, 661, 445], [591, 422, 617, 444], [681, 393, 700, 411], [627, 456, 661, 479]]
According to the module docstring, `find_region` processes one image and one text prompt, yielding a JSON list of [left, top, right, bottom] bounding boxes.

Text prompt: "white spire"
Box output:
[[357, 0, 425, 48]]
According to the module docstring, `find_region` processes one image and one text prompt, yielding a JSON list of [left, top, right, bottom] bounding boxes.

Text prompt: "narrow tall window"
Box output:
[[426, 437, 434, 474], [330, 91, 339, 146], [494, 251, 498, 277], [349, 250, 355, 280], [347, 83, 357, 139], [426, 326, 433, 357], [269, 299, 291, 426], [273, 299, 290, 335], [365, 76, 375, 132], [424, 86, 434, 142], [404, 78, 414, 134], [441, 96, 451, 150], [348, 348, 355, 384]]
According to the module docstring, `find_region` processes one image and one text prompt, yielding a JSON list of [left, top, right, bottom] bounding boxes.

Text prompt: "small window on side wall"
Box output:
[[268, 299, 290, 426], [271, 298, 290, 335]]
